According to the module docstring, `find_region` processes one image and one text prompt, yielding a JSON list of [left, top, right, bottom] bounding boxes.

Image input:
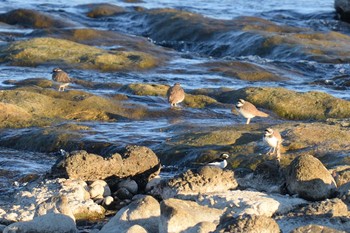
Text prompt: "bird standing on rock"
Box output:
[[206, 153, 229, 169], [51, 68, 71, 92], [235, 99, 268, 124], [167, 83, 185, 107], [263, 128, 282, 162]]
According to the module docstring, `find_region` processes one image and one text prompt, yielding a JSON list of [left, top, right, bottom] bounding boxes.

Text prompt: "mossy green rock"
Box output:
[[219, 87, 350, 120], [0, 37, 158, 71], [85, 3, 126, 18]]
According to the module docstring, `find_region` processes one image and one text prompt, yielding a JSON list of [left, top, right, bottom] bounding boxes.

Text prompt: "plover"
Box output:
[[167, 83, 185, 107], [51, 68, 71, 92], [235, 99, 268, 124], [263, 128, 282, 161], [206, 153, 229, 169]]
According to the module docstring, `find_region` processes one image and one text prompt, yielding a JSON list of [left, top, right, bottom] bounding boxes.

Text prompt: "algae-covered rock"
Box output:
[[0, 9, 75, 28], [0, 85, 149, 127], [218, 87, 350, 120], [0, 37, 158, 71], [201, 61, 283, 81], [84, 3, 126, 18]]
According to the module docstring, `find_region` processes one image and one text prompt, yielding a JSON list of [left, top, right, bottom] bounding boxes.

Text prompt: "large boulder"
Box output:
[[3, 213, 77, 233], [290, 224, 347, 233], [286, 154, 337, 201], [159, 198, 223, 233], [99, 195, 160, 233], [51, 146, 160, 184], [151, 166, 238, 199]]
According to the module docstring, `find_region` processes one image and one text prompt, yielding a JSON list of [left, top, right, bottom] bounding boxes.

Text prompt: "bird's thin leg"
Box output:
[[246, 118, 251, 124]]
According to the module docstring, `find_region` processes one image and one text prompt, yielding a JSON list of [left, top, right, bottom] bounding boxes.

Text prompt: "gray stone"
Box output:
[[218, 214, 280, 233], [125, 225, 148, 233], [99, 195, 160, 233], [159, 198, 223, 233], [89, 180, 111, 199], [117, 178, 138, 194], [286, 154, 337, 201], [3, 213, 77, 233]]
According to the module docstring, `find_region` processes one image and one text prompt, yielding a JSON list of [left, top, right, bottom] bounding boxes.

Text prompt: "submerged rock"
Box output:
[[0, 9, 76, 28], [0, 37, 158, 71], [84, 3, 126, 18], [286, 154, 337, 201], [335, 0, 350, 22]]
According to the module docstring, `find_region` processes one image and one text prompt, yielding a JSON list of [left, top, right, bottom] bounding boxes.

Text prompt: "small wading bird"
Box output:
[[205, 153, 230, 169], [263, 128, 282, 162], [167, 83, 185, 107], [51, 68, 71, 92], [235, 99, 268, 124]]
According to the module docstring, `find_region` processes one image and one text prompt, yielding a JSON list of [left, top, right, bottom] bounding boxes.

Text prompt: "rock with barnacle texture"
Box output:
[[151, 166, 238, 199], [286, 154, 337, 201], [51, 146, 160, 186]]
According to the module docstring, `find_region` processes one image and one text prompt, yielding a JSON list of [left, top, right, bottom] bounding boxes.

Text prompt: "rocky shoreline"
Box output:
[[1, 146, 350, 232], [0, 1, 350, 233]]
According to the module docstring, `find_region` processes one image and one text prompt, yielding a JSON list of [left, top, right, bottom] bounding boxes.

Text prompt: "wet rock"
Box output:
[[185, 222, 217, 233], [0, 85, 150, 128], [335, 0, 350, 22], [0, 9, 75, 28], [0, 37, 158, 71], [201, 61, 283, 82], [114, 187, 134, 200], [52, 146, 160, 183], [151, 166, 238, 199], [84, 3, 126, 18], [159, 198, 223, 233], [117, 178, 138, 194], [219, 87, 350, 120], [286, 154, 337, 201], [290, 224, 347, 233], [99, 195, 160, 233], [89, 180, 111, 199], [218, 214, 280, 233], [3, 213, 77, 233], [0, 178, 104, 223], [336, 182, 350, 205]]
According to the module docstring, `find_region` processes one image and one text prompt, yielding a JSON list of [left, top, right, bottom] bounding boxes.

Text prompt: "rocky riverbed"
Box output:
[[0, 0, 350, 232]]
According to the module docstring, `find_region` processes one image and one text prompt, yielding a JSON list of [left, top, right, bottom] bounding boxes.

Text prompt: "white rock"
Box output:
[[159, 198, 223, 233], [197, 190, 308, 217], [99, 195, 160, 233], [117, 178, 138, 194], [0, 178, 104, 223], [103, 196, 114, 206], [125, 225, 148, 233], [145, 176, 161, 192], [3, 213, 77, 233], [89, 180, 111, 199]]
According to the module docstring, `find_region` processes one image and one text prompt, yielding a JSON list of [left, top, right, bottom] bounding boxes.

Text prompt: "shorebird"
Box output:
[[206, 153, 229, 169], [51, 68, 71, 92], [235, 99, 268, 124], [167, 83, 185, 107], [263, 128, 282, 161]]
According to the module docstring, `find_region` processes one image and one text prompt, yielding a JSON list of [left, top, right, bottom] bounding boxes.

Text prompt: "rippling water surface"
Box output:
[[0, 0, 349, 203]]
